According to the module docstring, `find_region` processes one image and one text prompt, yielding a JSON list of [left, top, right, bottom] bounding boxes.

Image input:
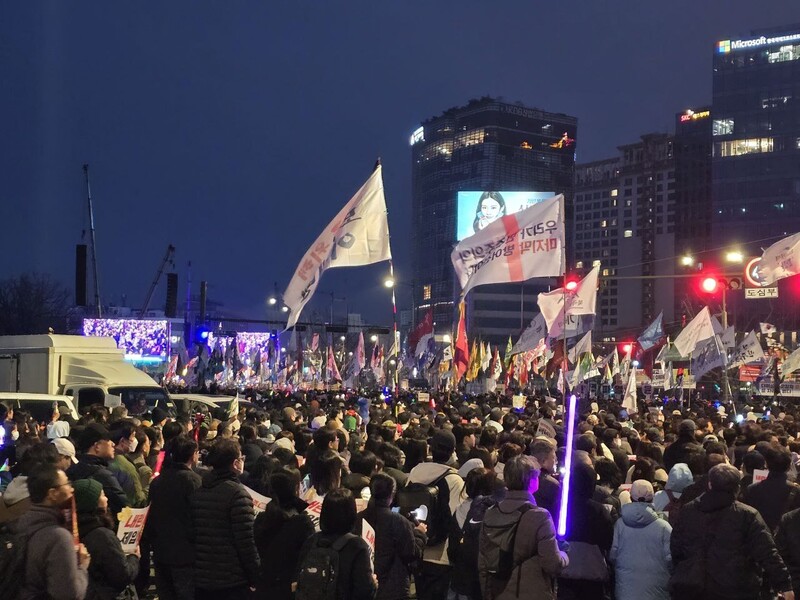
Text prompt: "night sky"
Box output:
[[3, 2, 799, 327]]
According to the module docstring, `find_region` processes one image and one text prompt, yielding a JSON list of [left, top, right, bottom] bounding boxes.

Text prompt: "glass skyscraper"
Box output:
[[410, 97, 577, 345]]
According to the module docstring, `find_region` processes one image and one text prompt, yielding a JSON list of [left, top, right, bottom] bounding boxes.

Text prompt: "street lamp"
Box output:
[[383, 277, 395, 288], [442, 334, 452, 344], [681, 255, 695, 267], [725, 251, 744, 264], [370, 334, 378, 342]]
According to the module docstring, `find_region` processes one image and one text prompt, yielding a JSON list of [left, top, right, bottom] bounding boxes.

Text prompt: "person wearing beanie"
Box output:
[[663, 419, 702, 472], [609, 479, 672, 600], [73, 478, 140, 600]]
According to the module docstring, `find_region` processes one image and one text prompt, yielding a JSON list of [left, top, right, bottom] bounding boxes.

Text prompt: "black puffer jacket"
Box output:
[[145, 463, 202, 566], [776, 506, 800, 593], [357, 502, 426, 600], [670, 488, 792, 599], [67, 455, 129, 518], [78, 514, 139, 600], [663, 435, 701, 472], [190, 467, 260, 590]]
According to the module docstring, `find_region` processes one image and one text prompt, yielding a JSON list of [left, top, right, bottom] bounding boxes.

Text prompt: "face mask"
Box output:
[[11, 431, 19, 441], [128, 437, 138, 453]]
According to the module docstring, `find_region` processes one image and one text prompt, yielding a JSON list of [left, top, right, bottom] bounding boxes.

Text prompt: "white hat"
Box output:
[[51, 438, 78, 464], [630, 479, 654, 503], [274, 437, 295, 452], [310, 415, 327, 431], [458, 458, 484, 479]]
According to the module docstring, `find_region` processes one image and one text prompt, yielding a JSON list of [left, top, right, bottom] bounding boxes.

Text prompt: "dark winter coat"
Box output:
[[357, 502, 426, 600], [145, 463, 202, 566], [296, 531, 378, 600], [776, 506, 800, 593], [67, 454, 129, 518], [78, 513, 139, 600], [342, 472, 372, 498], [241, 441, 263, 475], [670, 488, 792, 599], [742, 471, 800, 532], [15, 505, 89, 600], [534, 472, 560, 522], [254, 496, 315, 600], [663, 435, 702, 472], [190, 467, 260, 590], [557, 462, 614, 600]]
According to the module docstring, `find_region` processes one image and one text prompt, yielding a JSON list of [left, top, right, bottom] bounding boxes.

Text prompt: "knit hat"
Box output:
[[431, 430, 456, 455], [73, 478, 103, 514], [151, 407, 168, 424], [630, 479, 655, 503]]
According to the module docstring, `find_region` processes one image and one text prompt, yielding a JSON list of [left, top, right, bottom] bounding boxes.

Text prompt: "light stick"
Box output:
[[557, 393, 577, 537]]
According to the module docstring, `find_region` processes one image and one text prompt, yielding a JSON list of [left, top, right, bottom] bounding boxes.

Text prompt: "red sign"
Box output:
[[739, 365, 761, 382]]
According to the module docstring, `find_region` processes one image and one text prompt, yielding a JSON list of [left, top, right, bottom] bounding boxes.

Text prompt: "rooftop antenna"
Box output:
[[83, 164, 102, 317]]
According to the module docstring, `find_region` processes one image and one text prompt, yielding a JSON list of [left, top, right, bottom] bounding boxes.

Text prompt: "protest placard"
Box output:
[[362, 519, 376, 570], [244, 486, 271, 514], [117, 507, 149, 553]]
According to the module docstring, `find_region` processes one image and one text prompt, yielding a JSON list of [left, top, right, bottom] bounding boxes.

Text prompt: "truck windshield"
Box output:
[[108, 387, 174, 416]]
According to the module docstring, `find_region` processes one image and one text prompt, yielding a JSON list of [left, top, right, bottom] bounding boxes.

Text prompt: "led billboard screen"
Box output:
[[83, 318, 169, 362], [456, 191, 555, 241]]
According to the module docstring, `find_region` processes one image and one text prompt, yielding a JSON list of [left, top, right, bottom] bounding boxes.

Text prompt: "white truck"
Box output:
[[0, 334, 174, 416]]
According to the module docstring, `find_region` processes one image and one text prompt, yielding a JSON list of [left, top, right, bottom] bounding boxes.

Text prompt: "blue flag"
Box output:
[[638, 311, 665, 351]]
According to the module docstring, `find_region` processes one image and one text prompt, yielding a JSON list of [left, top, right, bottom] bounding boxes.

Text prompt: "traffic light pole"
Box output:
[[720, 287, 732, 404]]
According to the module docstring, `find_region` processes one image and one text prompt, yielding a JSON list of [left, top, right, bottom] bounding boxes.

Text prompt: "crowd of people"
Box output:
[[1, 388, 800, 600]]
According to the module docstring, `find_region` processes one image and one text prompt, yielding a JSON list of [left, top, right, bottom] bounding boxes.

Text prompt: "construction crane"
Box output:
[[140, 244, 176, 317]]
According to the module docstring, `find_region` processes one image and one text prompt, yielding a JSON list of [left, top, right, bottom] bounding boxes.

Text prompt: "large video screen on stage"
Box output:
[[83, 318, 169, 362], [456, 191, 555, 241]]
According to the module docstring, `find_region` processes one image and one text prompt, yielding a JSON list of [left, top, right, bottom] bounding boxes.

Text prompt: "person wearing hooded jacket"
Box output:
[[609, 480, 672, 600], [663, 420, 702, 472], [557, 461, 614, 600], [73, 479, 140, 600], [652, 463, 693, 521], [670, 463, 794, 600]]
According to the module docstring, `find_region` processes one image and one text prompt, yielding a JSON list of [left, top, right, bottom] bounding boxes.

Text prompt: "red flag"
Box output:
[[545, 339, 565, 379], [327, 345, 342, 382], [409, 309, 434, 353], [454, 302, 470, 380]]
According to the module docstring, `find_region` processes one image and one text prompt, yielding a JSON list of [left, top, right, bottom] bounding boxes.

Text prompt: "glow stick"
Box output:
[[557, 393, 577, 537]]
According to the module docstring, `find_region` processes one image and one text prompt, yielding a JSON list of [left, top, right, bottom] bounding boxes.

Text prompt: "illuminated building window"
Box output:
[[453, 129, 485, 149], [623, 230, 633, 238], [592, 260, 601, 267], [716, 138, 773, 157], [600, 220, 607, 228], [712, 119, 734, 136], [422, 285, 431, 301], [602, 268, 610, 277], [610, 189, 618, 197], [576, 261, 584, 269], [767, 44, 800, 64]]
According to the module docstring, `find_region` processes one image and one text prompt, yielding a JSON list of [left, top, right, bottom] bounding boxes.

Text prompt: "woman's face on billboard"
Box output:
[[480, 198, 502, 220]]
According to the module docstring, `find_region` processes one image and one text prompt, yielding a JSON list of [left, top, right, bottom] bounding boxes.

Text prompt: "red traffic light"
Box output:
[[622, 343, 633, 354], [701, 277, 718, 293], [565, 279, 578, 291]]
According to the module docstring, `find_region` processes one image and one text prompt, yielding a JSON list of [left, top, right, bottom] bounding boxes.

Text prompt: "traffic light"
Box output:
[[565, 278, 578, 291], [701, 276, 718, 293], [621, 343, 633, 354]]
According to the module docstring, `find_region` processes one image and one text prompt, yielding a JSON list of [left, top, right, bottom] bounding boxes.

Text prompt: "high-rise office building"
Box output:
[[410, 97, 577, 345], [712, 25, 800, 251], [574, 134, 677, 339]]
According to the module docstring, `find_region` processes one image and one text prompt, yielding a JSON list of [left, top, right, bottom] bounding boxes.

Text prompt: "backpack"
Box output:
[[480, 502, 532, 581], [396, 471, 453, 546], [0, 522, 26, 600], [453, 495, 496, 571], [295, 533, 358, 600]]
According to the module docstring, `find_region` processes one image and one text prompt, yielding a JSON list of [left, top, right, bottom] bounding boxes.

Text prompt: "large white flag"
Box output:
[[782, 346, 800, 376], [355, 331, 366, 374], [451, 195, 565, 297], [692, 336, 726, 379], [568, 331, 593, 364], [511, 313, 547, 355], [672, 307, 715, 357], [537, 266, 600, 338], [729, 331, 765, 369], [720, 326, 736, 349], [622, 367, 637, 412], [756, 232, 800, 286], [284, 166, 392, 329]]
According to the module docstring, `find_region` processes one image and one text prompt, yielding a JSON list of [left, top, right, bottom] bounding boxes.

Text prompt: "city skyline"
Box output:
[[3, 3, 800, 327]]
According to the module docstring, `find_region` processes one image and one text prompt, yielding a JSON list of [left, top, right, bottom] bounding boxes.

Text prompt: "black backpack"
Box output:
[[295, 533, 358, 600], [396, 471, 453, 546], [452, 495, 496, 570], [480, 502, 532, 581]]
